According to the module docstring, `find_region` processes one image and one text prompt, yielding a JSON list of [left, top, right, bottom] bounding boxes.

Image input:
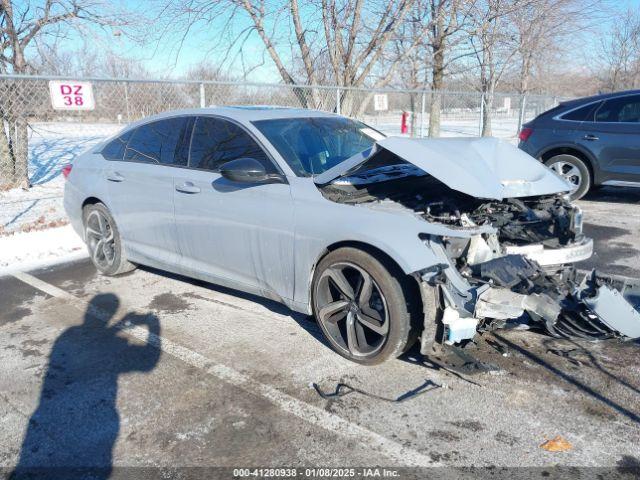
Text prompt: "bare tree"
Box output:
[[467, 0, 522, 136], [424, 0, 476, 136], [0, 0, 127, 188], [598, 8, 640, 91], [158, 0, 433, 115], [510, 0, 600, 129]]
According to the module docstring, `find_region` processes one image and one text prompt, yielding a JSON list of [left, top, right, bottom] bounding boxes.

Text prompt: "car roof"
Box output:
[[559, 89, 640, 108], [128, 106, 339, 127]]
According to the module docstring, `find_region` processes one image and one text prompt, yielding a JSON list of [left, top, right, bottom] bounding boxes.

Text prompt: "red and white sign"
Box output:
[[49, 81, 95, 110]]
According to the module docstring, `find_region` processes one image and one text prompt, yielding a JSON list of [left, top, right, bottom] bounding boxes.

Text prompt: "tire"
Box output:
[[311, 247, 418, 365], [544, 154, 591, 200], [82, 203, 135, 276]]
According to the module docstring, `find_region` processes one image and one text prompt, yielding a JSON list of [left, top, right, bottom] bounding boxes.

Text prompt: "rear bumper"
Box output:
[[63, 182, 85, 240]]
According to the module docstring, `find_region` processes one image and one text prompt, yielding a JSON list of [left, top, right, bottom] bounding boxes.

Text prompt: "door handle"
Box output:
[[583, 134, 599, 141], [106, 171, 124, 182], [175, 182, 201, 194]]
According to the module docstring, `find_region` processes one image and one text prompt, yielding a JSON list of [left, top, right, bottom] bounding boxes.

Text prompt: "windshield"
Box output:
[[252, 117, 384, 176]]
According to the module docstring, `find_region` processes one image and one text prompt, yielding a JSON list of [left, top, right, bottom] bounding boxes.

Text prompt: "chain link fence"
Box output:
[[0, 74, 565, 234]]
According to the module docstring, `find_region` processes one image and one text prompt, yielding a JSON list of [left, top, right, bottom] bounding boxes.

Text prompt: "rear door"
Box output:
[[173, 116, 295, 300], [575, 94, 640, 183], [105, 116, 192, 267]]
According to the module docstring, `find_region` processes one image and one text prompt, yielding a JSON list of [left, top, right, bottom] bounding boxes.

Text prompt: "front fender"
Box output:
[[290, 194, 486, 314]]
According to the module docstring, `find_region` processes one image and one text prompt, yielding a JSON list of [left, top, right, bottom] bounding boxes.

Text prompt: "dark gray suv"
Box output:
[[518, 90, 640, 199]]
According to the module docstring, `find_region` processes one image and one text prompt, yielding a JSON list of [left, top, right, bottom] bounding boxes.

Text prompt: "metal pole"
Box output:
[[420, 92, 426, 138], [336, 88, 341, 115], [200, 83, 206, 108], [124, 82, 130, 122]]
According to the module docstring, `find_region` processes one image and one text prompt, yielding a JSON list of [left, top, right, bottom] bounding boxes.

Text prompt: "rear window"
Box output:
[[559, 102, 601, 121], [124, 117, 189, 164], [101, 130, 133, 161]]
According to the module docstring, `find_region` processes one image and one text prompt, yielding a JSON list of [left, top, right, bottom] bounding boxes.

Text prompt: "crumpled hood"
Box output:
[[314, 136, 572, 200]]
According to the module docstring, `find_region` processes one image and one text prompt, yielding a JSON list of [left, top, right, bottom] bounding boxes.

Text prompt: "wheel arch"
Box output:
[[539, 145, 599, 185], [308, 239, 423, 318], [81, 196, 105, 210]]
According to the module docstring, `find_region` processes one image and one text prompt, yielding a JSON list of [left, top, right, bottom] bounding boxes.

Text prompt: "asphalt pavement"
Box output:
[[1, 187, 639, 477]]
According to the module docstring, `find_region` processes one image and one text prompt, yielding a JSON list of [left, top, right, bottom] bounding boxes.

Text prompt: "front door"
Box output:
[[576, 94, 640, 183], [173, 116, 295, 301]]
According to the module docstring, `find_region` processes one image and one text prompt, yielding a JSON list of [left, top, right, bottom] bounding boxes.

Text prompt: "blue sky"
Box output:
[[32, 0, 640, 81]]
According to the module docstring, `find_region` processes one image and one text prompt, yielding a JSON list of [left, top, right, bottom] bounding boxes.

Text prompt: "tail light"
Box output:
[[518, 127, 533, 142], [62, 164, 72, 179]]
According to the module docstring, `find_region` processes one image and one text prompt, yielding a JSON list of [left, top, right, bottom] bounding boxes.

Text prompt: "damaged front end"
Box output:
[[317, 137, 640, 348]]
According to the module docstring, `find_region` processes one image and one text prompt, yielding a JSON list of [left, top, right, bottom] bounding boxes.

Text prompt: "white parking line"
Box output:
[[11, 270, 437, 467]]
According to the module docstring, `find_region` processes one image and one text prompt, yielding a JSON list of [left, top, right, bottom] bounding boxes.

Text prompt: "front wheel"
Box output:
[[545, 154, 591, 200], [83, 203, 135, 276], [312, 247, 418, 365]]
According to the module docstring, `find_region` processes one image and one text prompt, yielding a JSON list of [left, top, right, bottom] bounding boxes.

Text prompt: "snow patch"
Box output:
[[0, 225, 87, 275]]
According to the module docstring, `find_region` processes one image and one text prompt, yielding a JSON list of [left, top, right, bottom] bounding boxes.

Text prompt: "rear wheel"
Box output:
[[545, 154, 591, 200], [312, 247, 417, 365], [83, 203, 135, 276]]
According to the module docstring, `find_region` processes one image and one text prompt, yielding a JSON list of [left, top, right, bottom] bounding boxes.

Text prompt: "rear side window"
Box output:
[[560, 102, 601, 122], [595, 95, 640, 123], [101, 130, 133, 161], [124, 117, 190, 165], [189, 117, 276, 172]]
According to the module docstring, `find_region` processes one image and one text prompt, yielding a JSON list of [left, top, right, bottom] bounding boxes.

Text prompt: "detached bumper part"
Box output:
[[435, 254, 640, 345], [504, 237, 593, 267], [442, 307, 478, 344], [578, 275, 640, 338]]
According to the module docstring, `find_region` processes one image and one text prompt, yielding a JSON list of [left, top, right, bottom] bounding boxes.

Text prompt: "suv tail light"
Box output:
[[62, 164, 73, 179], [518, 127, 533, 142]]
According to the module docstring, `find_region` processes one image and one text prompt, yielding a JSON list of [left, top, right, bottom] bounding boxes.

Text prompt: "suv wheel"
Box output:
[[312, 247, 418, 365], [545, 154, 591, 200], [83, 203, 136, 276]]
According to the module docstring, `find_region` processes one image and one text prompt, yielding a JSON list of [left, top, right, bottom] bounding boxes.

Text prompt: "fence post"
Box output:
[[124, 81, 131, 122], [517, 94, 527, 134], [200, 83, 206, 108], [420, 92, 426, 138], [336, 88, 341, 115], [479, 93, 484, 136]]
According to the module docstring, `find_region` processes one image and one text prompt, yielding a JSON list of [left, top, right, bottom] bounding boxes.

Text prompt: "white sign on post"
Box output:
[[373, 94, 388, 111], [49, 81, 95, 110]]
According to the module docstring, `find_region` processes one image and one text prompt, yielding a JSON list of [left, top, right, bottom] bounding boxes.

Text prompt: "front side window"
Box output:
[[253, 117, 381, 176], [189, 117, 276, 172], [124, 117, 190, 165], [595, 95, 640, 123]]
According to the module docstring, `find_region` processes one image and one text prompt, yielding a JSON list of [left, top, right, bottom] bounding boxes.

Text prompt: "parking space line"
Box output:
[[11, 270, 436, 467], [11, 271, 76, 300]]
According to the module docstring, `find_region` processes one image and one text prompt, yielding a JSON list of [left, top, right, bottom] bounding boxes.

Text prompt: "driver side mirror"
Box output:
[[219, 158, 285, 184]]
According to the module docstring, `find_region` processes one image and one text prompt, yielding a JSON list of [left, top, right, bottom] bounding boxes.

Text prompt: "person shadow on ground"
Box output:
[[10, 293, 161, 480]]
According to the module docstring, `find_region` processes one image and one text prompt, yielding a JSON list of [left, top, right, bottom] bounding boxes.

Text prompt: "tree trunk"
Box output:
[[482, 89, 494, 137], [0, 120, 14, 189], [428, 59, 444, 137], [428, 12, 445, 138]]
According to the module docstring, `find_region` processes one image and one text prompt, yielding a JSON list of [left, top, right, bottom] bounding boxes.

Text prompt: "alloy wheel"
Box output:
[[549, 161, 582, 191], [85, 210, 116, 270], [315, 262, 389, 358]]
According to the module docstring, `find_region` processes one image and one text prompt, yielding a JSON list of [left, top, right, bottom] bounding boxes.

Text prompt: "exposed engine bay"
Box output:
[[320, 157, 640, 347]]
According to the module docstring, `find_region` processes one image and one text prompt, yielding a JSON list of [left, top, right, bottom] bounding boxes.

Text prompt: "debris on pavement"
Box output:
[[540, 436, 573, 452], [311, 379, 441, 403]]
